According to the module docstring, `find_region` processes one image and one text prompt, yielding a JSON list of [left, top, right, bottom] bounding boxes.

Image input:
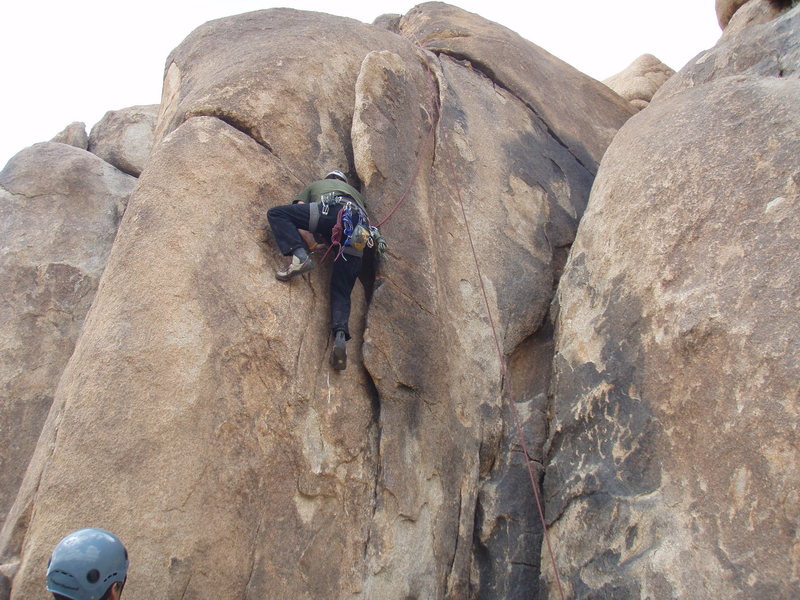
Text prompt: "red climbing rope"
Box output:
[[370, 33, 566, 600], [373, 45, 439, 229], [452, 173, 566, 600], [374, 123, 435, 229]]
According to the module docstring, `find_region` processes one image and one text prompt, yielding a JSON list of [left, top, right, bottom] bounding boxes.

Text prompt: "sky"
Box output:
[[0, 1, 722, 169]]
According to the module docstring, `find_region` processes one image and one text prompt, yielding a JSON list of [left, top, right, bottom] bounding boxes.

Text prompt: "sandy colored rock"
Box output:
[[350, 39, 594, 595], [88, 105, 159, 176], [1, 114, 379, 600], [6, 3, 797, 599], [724, 0, 790, 36], [372, 13, 401, 32], [543, 27, 800, 600], [655, 5, 799, 103], [50, 122, 88, 149], [399, 2, 636, 174], [718, 0, 796, 29], [0, 5, 635, 599], [603, 54, 675, 110], [716, 0, 751, 27], [0, 143, 134, 533], [151, 8, 418, 175]]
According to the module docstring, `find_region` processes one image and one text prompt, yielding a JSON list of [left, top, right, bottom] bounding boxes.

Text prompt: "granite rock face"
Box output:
[[50, 122, 88, 149], [655, 5, 799, 101], [351, 43, 591, 599], [718, 0, 795, 30], [88, 105, 159, 176], [603, 54, 676, 111], [0, 143, 134, 535], [399, 2, 635, 175], [716, 0, 752, 28], [8, 3, 794, 600], [0, 4, 631, 599], [723, 0, 788, 36], [544, 6, 800, 599]]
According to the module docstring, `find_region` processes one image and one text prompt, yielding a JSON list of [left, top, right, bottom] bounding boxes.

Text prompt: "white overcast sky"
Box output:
[[0, 1, 722, 169]]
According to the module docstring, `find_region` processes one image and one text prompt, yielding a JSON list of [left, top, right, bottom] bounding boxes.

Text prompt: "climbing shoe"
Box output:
[[275, 252, 314, 281], [331, 330, 347, 371]]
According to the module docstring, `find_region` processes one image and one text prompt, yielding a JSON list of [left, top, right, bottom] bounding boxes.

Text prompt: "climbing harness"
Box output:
[[306, 186, 388, 262], [318, 191, 347, 216], [312, 194, 386, 264]]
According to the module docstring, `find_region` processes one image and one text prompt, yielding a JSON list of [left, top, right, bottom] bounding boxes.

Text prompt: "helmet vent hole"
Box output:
[[87, 569, 100, 583]]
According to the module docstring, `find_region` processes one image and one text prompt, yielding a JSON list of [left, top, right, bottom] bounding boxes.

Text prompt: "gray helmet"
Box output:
[[46, 528, 128, 600], [324, 169, 348, 183]]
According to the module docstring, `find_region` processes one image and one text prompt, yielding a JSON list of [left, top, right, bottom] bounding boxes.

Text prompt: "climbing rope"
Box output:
[[374, 121, 436, 228], [372, 41, 440, 229], [452, 163, 566, 600], [373, 33, 567, 600]]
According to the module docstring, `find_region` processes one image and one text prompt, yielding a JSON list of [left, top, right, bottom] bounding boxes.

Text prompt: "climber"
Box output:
[[266, 169, 385, 371], [46, 528, 129, 600]]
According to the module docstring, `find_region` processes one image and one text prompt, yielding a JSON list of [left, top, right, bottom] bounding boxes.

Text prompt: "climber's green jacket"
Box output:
[[291, 179, 367, 213]]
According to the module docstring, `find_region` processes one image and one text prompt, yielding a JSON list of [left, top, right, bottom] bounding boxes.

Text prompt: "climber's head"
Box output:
[[46, 528, 128, 600], [324, 169, 348, 184]]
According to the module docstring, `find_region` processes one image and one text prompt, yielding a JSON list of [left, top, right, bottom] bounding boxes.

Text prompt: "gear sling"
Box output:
[[308, 192, 383, 260]]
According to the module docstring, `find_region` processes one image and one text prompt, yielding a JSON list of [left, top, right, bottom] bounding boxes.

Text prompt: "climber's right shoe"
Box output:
[[331, 330, 347, 371], [275, 251, 314, 281]]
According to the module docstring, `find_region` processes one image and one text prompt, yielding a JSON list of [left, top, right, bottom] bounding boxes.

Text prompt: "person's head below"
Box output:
[[325, 169, 348, 184], [46, 528, 128, 600]]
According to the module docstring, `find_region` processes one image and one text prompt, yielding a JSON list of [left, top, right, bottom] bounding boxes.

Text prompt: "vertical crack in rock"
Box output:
[[467, 308, 555, 597], [3, 5, 653, 598], [244, 519, 263, 598], [362, 370, 383, 562], [444, 483, 464, 596]]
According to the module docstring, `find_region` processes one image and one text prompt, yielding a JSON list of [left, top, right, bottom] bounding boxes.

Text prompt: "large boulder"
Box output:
[[352, 43, 592, 597], [0, 143, 134, 534], [88, 105, 159, 176], [398, 2, 635, 175], [716, 0, 751, 28], [372, 13, 402, 32], [655, 5, 799, 102], [603, 54, 675, 111], [151, 8, 417, 173], [717, 0, 795, 29], [543, 6, 800, 599], [2, 115, 376, 600], [49, 122, 88, 149], [723, 0, 787, 36], [1, 5, 632, 599]]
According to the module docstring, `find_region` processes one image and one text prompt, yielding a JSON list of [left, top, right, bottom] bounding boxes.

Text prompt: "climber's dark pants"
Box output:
[[267, 202, 362, 339]]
